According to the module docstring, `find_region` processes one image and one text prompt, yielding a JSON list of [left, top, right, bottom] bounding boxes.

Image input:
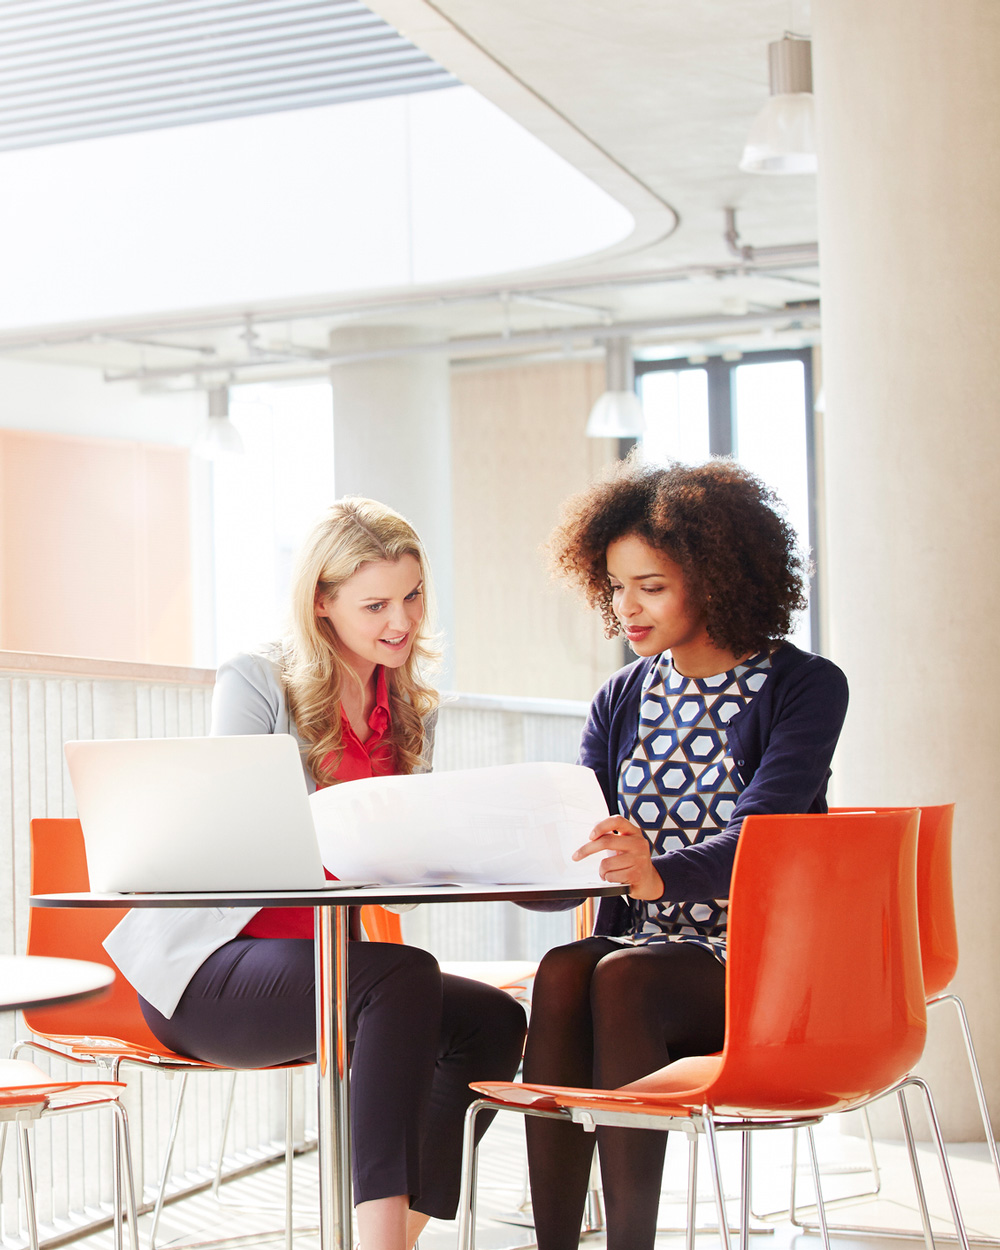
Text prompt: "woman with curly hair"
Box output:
[[523, 457, 848, 1250], [110, 498, 526, 1250]]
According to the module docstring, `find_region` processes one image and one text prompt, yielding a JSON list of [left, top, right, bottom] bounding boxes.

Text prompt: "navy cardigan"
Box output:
[[574, 642, 849, 936]]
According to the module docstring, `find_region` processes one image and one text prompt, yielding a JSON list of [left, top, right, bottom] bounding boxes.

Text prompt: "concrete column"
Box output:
[[813, 0, 1000, 1137], [329, 327, 454, 685]]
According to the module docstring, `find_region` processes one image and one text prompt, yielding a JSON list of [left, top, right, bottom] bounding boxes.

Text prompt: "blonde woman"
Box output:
[[115, 499, 526, 1250]]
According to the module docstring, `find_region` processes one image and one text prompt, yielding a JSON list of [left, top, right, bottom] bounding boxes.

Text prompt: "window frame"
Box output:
[[631, 347, 820, 652]]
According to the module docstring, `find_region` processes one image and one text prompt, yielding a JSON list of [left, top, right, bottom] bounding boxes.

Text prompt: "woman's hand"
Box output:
[[572, 816, 665, 901]]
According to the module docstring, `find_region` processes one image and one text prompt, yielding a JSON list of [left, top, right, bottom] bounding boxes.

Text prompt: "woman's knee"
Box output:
[[351, 942, 442, 1024], [589, 946, 649, 1015], [442, 976, 526, 1060], [533, 939, 604, 1006]]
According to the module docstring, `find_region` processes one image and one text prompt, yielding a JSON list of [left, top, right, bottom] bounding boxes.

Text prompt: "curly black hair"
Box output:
[[548, 454, 808, 657]]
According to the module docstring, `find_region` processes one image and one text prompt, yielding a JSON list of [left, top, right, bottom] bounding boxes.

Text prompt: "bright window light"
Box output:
[[638, 369, 711, 465], [733, 359, 811, 648], [0, 87, 633, 329], [211, 381, 334, 663]]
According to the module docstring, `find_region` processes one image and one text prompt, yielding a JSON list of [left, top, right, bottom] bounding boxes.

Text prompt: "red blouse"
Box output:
[[240, 668, 395, 940]]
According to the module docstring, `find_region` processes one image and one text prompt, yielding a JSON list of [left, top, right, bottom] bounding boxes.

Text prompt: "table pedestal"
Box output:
[[315, 906, 353, 1250]]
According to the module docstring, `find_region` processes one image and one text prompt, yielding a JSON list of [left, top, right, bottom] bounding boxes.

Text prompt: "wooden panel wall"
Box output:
[[0, 429, 192, 664], [450, 358, 623, 701]]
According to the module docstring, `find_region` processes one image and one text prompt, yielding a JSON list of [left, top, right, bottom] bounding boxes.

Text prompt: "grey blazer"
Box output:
[[104, 645, 436, 1017], [212, 644, 437, 788]]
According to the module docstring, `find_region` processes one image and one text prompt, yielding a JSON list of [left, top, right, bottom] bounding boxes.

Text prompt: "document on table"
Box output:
[[310, 761, 611, 887]]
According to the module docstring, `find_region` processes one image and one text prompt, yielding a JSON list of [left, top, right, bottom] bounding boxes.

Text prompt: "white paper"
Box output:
[[309, 761, 610, 886]]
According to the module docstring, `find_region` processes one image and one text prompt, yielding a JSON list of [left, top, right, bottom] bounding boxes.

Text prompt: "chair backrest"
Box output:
[[360, 906, 403, 944], [25, 818, 165, 1049], [707, 809, 926, 1116], [831, 804, 958, 999]]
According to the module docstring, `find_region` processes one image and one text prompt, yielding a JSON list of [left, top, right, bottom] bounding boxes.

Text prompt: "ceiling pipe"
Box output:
[[0, 241, 818, 357], [724, 206, 818, 264], [102, 304, 819, 385]]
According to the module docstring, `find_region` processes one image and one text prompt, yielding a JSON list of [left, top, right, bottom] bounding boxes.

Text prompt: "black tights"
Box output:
[[522, 937, 726, 1250]]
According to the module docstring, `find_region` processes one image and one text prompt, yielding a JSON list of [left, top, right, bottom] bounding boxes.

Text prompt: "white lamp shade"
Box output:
[[739, 92, 817, 174], [586, 390, 647, 438], [194, 415, 245, 460]]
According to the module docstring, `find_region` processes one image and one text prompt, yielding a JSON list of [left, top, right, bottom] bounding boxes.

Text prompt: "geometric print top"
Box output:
[[614, 649, 772, 964]]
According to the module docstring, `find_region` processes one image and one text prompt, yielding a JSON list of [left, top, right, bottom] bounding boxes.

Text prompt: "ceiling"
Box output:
[[0, 0, 458, 151], [0, 0, 820, 389]]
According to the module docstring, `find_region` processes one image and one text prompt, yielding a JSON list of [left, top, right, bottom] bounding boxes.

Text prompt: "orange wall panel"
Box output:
[[0, 429, 192, 664]]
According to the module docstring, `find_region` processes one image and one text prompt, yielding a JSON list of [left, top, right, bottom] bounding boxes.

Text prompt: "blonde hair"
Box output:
[[283, 497, 439, 785]]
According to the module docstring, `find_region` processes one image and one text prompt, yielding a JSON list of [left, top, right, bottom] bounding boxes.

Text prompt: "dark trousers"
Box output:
[[522, 936, 727, 1250], [140, 938, 526, 1219]]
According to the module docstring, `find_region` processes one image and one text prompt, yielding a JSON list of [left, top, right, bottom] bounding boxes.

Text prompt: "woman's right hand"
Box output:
[[573, 816, 665, 901]]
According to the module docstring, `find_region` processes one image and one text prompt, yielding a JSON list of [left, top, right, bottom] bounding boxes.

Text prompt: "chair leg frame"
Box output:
[[15, 1098, 138, 1250], [148, 1068, 314, 1250], [457, 1097, 825, 1250], [792, 1076, 974, 1248], [457, 1100, 578, 1250], [786, 992, 998, 1243], [10, 1041, 311, 1250], [937, 994, 1000, 1189]]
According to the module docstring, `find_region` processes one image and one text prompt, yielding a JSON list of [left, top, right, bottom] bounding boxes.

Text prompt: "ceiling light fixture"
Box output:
[[586, 337, 646, 438], [193, 386, 244, 459], [740, 34, 817, 175]]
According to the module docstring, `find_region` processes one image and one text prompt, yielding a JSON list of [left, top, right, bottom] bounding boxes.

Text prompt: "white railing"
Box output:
[[0, 653, 589, 1247]]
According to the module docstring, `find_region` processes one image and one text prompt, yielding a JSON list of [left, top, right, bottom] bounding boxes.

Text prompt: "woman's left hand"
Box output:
[[573, 816, 665, 901]]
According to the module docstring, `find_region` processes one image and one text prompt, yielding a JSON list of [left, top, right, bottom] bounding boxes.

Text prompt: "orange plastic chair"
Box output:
[[360, 905, 538, 1000], [20, 818, 305, 1250], [455, 810, 970, 1250], [786, 803, 991, 1242], [0, 1056, 137, 1250]]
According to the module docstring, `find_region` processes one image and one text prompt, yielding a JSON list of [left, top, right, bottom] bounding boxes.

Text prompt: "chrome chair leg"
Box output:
[[686, 1135, 698, 1250], [149, 1072, 190, 1250], [739, 1132, 751, 1250], [456, 1099, 487, 1250], [805, 1126, 832, 1250], [937, 994, 1000, 1190], [284, 1069, 294, 1250], [18, 1120, 39, 1250], [117, 1101, 140, 1250], [703, 1112, 732, 1250], [210, 1073, 240, 1200], [898, 1086, 936, 1250], [908, 1075, 972, 1250], [582, 1152, 604, 1233]]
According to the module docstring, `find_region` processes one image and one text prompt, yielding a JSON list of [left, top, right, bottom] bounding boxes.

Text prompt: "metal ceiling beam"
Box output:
[[100, 305, 821, 384]]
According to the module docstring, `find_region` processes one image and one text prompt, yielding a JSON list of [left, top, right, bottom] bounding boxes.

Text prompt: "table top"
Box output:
[[31, 882, 625, 908], [0, 954, 115, 1010]]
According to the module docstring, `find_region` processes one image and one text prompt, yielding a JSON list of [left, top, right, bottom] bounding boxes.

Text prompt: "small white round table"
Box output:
[[0, 954, 115, 1012]]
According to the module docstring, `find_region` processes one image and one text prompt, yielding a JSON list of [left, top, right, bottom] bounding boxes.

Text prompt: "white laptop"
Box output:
[[64, 735, 348, 894]]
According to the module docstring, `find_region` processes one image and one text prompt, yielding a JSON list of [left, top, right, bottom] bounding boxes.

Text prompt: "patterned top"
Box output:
[[615, 650, 772, 962]]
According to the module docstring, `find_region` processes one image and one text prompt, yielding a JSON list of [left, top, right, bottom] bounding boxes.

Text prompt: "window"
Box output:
[[211, 381, 335, 664], [636, 349, 817, 650]]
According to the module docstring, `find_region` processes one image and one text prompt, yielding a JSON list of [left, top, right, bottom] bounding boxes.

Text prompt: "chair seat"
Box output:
[[0, 1057, 127, 1113], [621, 1053, 723, 1097], [440, 960, 537, 993], [471, 1081, 565, 1111]]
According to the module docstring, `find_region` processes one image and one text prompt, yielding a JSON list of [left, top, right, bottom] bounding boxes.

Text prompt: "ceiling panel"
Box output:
[[0, 0, 457, 150]]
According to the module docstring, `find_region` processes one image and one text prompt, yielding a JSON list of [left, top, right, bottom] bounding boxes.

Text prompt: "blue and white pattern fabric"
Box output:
[[614, 650, 772, 963]]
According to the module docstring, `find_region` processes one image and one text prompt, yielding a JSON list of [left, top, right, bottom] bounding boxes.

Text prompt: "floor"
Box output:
[[77, 1109, 1000, 1250]]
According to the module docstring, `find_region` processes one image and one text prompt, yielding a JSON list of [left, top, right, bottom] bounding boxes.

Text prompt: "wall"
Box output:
[[0, 360, 211, 665], [450, 358, 622, 701], [814, 0, 1000, 1137], [0, 357, 203, 443], [0, 429, 194, 664]]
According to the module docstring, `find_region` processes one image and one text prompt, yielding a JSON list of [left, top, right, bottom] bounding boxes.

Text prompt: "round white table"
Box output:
[[0, 953, 115, 1012], [31, 880, 624, 1250]]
